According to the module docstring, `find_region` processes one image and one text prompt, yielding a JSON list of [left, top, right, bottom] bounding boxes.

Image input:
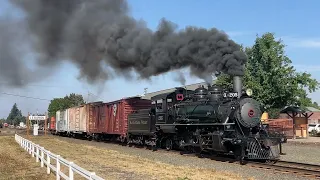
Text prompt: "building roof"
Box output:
[[142, 81, 212, 100], [280, 106, 320, 114], [306, 106, 320, 112]]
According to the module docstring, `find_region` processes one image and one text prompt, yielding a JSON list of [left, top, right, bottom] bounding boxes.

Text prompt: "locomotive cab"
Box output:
[[151, 87, 192, 125]]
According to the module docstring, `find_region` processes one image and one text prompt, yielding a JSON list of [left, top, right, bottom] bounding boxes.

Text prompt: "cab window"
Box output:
[[156, 99, 163, 112]]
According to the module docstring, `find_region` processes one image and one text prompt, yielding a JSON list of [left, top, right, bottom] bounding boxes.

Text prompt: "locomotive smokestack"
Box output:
[[233, 76, 242, 98]]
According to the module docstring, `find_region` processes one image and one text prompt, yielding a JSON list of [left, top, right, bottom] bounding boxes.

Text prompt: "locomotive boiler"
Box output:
[[127, 76, 282, 163]]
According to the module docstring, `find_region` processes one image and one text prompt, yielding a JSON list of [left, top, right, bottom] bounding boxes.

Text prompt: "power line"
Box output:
[[0, 92, 51, 101], [0, 82, 74, 88]]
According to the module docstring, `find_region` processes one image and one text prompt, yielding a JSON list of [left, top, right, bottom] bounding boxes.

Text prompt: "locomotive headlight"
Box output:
[[246, 89, 253, 96]]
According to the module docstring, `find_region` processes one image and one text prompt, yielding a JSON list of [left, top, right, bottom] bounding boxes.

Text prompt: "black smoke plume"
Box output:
[[5, 0, 247, 86]]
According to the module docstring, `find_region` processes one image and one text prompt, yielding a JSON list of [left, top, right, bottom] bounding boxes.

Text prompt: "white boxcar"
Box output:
[[56, 109, 69, 133], [55, 110, 60, 133]]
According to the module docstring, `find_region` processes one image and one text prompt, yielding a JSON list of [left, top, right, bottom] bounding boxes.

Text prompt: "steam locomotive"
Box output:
[[127, 76, 281, 163]]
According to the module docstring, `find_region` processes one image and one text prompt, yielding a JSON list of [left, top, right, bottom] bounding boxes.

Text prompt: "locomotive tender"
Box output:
[[50, 75, 282, 163], [127, 76, 281, 163]]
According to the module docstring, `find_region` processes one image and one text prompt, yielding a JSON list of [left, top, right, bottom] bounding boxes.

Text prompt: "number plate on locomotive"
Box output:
[[223, 92, 238, 98]]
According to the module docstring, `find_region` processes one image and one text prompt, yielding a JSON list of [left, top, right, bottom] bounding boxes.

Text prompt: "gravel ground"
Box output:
[[280, 143, 320, 165], [45, 135, 313, 180]]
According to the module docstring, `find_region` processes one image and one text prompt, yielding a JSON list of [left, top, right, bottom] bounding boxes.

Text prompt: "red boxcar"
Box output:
[[89, 96, 151, 139], [49, 116, 56, 133]]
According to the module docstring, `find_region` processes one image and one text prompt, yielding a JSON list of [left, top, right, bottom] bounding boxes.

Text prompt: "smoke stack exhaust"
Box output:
[[233, 76, 242, 98], [1, 0, 247, 88]]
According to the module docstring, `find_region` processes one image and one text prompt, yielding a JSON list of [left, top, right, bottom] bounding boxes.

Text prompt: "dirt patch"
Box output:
[[26, 135, 245, 180], [0, 136, 55, 180]]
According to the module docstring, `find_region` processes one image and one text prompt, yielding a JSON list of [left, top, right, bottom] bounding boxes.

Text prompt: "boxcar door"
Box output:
[[88, 104, 95, 132], [75, 107, 80, 132], [98, 105, 106, 133]]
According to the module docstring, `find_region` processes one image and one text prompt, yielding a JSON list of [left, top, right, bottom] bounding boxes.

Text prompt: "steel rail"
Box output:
[[249, 161, 320, 179]]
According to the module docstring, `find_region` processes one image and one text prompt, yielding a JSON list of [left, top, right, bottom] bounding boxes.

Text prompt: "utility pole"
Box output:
[[144, 88, 148, 95], [87, 91, 90, 103], [26, 112, 30, 138], [44, 112, 47, 136]]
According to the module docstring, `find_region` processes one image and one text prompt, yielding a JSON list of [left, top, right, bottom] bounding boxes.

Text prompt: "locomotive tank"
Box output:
[[176, 103, 221, 123], [175, 85, 226, 123]]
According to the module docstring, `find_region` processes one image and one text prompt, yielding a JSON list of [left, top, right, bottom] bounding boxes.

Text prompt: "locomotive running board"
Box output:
[[155, 123, 235, 126]]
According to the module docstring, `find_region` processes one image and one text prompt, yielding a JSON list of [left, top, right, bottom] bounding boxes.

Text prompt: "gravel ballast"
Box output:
[[280, 143, 320, 165], [47, 136, 315, 180]]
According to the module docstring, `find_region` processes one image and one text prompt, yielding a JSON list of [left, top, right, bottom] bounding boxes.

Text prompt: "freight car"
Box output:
[[68, 102, 103, 138], [52, 97, 151, 141], [87, 97, 151, 142], [55, 109, 69, 135], [48, 117, 56, 134]]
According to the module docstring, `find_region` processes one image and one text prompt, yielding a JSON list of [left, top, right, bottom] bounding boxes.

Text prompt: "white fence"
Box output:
[[14, 134, 104, 180]]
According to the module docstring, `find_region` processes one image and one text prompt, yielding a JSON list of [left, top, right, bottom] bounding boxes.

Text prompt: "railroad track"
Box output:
[[156, 148, 320, 179], [249, 160, 320, 179]]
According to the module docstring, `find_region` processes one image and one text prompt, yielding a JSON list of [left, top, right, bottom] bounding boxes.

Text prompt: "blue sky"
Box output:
[[0, 0, 320, 117]]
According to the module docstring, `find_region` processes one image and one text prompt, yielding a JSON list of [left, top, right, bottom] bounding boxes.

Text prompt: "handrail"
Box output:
[[14, 134, 104, 180]]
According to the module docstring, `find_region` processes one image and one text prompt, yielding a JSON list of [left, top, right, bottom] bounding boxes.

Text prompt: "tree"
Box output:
[[217, 33, 319, 118], [0, 118, 5, 124], [47, 93, 85, 117], [6, 103, 24, 125], [311, 102, 320, 109]]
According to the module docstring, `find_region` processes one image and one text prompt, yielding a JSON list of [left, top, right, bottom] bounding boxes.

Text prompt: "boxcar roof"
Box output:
[[150, 92, 174, 101], [142, 81, 211, 100], [103, 96, 146, 105]]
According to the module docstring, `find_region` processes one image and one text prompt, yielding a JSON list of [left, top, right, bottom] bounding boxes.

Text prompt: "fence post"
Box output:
[[36, 146, 39, 162], [47, 151, 51, 174], [29, 142, 32, 155], [56, 155, 60, 180], [32, 143, 35, 157], [69, 162, 74, 180], [90, 172, 96, 180], [41, 147, 44, 167], [27, 141, 29, 154]]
